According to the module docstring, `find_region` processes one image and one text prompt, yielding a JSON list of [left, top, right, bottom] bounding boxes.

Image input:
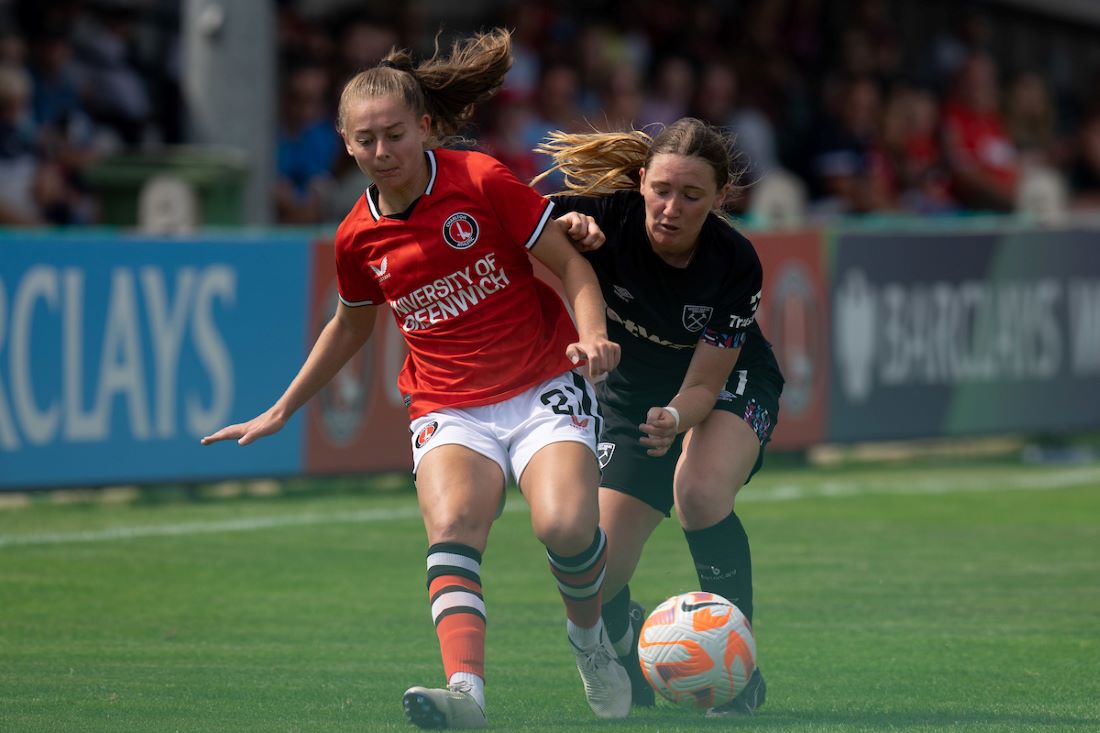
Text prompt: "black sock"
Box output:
[[683, 511, 754, 623], [601, 584, 632, 648]]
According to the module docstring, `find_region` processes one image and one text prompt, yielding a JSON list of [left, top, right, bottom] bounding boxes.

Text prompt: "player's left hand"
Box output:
[[567, 336, 620, 382], [557, 212, 606, 252], [639, 406, 678, 457]]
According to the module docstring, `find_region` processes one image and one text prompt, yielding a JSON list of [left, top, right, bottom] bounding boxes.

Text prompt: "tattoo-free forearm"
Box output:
[[270, 311, 375, 420]]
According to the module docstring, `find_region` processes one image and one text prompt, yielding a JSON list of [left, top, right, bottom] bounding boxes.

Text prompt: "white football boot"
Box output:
[[570, 625, 632, 719], [402, 681, 487, 729]]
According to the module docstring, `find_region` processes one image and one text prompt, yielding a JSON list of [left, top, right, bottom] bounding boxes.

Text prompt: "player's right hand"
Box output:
[[557, 212, 605, 251], [639, 406, 678, 457], [200, 407, 287, 447]]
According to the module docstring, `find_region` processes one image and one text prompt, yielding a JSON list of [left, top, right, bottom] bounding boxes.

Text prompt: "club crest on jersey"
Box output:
[[443, 212, 479, 250], [682, 304, 714, 332], [596, 442, 616, 468], [415, 420, 438, 449]]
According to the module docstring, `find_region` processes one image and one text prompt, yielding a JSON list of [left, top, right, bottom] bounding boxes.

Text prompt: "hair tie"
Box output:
[[379, 59, 398, 70]]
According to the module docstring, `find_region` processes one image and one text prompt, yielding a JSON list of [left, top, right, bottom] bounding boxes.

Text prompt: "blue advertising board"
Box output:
[[0, 234, 312, 489]]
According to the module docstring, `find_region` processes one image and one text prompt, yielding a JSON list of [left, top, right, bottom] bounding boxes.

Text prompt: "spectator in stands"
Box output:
[[275, 62, 340, 224], [638, 55, 694, 129], [810, 75, 887, 216], [878, 84, 953, 213], [69, 3, 152, 147], [1005, 71, 1061, 168], [332, 15, 398, 84], [1068, 109, 1100, 210], [27, 28, 100, 216], [941, 53, 1018, 211], [523, 63, 584, 193], [692, 62, 778, 184], [0, 63, 72, 225], [599, 62, 643, 132]]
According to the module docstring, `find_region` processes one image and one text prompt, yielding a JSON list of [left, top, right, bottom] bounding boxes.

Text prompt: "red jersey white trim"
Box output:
[[334, 148, 577, 418]]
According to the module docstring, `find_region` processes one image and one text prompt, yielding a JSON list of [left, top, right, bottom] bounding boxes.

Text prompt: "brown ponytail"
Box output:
[[337, 28, 513, 145]]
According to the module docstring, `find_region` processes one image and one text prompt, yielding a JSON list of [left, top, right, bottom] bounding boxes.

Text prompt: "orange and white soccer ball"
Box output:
[[637, 591, 757, 709]]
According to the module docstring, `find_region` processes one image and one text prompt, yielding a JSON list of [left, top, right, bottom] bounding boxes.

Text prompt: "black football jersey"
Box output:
[[554, 190, 776, 406]]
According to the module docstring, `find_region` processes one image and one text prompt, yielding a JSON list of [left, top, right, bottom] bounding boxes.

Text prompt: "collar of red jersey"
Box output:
[[365, 150, 438, 221]]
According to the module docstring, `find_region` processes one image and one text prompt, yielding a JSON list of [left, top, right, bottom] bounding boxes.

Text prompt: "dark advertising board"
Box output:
[[829, 228, 1100, 441]]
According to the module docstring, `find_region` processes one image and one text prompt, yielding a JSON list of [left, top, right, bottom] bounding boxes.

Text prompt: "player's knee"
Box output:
[[424, 511, 492, 547], [674, 477, 737, 527], [533, 514, 596, 556]]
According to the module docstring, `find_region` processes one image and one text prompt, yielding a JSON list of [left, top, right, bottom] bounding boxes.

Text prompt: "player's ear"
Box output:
[[715, 182, 732, 208], [638, 167, 647, 188], [418, 114, 431, 140]]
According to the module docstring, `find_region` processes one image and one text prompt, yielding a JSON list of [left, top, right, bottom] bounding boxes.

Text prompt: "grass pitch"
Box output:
[[1, 457, 1098, 732]]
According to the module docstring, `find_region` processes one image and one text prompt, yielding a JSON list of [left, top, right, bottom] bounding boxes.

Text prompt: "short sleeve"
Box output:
[[478, 155, 556, 249], [334, 224, 384, 307], [702, 236, 763, 350], [551, 194, 609, 219]]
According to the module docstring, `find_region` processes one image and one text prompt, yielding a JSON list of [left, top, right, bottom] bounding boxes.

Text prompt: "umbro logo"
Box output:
[[613, 285, 634, 302]]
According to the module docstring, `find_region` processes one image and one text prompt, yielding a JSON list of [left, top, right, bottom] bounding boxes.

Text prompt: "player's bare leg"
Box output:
[[521, 441, 631, 720], [403, 445, 503, 729]]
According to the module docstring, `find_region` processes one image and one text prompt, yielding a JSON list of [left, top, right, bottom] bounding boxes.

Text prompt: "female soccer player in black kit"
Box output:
[[537, 117, 783, 717]]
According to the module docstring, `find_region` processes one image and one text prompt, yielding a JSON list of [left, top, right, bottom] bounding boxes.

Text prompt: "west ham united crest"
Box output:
[[682, 304, 714, 332], [442, 212, 479, 249]]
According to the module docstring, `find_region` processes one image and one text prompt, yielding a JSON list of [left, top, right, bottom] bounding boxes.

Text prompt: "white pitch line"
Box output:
[[745, 465, 1100, 502], [1, 466, 1098, 548], [0, 505, 426, 549]]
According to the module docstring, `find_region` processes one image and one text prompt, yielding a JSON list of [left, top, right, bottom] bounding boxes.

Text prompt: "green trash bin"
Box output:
[[86, 146, 249, 227]]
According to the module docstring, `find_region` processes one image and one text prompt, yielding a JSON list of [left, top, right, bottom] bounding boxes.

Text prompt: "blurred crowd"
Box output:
[[2, 0, 1100, 226]]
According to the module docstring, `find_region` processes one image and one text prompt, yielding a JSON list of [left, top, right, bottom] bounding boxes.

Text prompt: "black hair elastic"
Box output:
[[379, 59, 398, 69]]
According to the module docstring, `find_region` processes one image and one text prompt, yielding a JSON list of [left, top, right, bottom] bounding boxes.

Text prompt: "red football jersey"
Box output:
[[334, 148, 578, 418]]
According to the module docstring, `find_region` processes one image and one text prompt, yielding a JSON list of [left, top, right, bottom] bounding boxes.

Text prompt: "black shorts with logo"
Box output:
[[595, 351, 783, 516]]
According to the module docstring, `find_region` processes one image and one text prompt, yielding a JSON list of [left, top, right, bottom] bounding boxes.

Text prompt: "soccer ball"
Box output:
[[637, 591, 757, 709]]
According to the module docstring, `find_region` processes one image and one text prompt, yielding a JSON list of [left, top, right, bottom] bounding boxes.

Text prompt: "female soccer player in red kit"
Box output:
[[201, 30, 630, 729]]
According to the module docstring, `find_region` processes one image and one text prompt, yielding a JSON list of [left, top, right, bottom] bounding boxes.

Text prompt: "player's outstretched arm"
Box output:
[[201, 302, 378, 446], [530, 223, 619, 380]]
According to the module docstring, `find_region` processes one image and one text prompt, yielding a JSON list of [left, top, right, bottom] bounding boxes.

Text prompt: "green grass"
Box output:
[[1, 458, 1098, 732]]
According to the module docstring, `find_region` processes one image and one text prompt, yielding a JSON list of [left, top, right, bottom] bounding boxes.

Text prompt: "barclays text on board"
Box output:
[[0, 237, 310, 488]]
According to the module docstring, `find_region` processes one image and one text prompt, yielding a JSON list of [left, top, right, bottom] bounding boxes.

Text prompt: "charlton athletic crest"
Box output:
[[682, 304, 714, 332], [443, 212, 479, 249], [415, 420, 439, 449]]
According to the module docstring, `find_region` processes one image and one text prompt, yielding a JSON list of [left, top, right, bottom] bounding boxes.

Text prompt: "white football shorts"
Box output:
[[408, 369, 602, 484]]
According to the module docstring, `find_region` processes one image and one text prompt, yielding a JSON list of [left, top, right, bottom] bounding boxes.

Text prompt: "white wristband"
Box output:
[[663, 406, 681, 432]]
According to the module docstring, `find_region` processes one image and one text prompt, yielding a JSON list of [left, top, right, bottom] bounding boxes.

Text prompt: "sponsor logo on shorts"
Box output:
[[415, 420, 438, 449], [442, 212, 479, 249], [682, 304, 714, 332], [596, 442, 615, 468], [570, 415, 590, 429]]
